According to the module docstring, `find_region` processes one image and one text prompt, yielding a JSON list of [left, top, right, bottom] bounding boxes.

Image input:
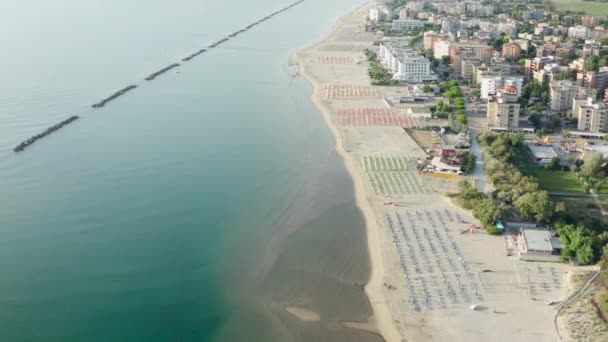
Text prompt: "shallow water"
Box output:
[[0, 0, 382, 340]]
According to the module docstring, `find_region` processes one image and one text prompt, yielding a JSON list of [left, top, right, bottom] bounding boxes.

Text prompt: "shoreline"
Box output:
[[292, 1, 576, 341], [293, 3, 402, 341]]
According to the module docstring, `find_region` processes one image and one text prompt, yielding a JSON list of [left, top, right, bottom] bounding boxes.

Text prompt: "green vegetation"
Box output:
[[453, 180, 504, 234], [471, 132, 608, 265], [462, 152, 476, 174], [363, 49, 394, 86], [586, 53, 608, 73], [513, 144, 584, 192], [421, 85, 433, 93], [487, 33, 509, 50], [387, 0, 407, 11], [436, 80, 467, 126], [430, 100, 453, 119], [552, 0, 608, 16], [408, 33, 423, 47]]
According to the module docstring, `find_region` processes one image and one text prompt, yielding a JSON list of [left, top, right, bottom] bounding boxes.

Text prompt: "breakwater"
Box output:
[[145, 63, 181, 81], [182, 49, 207, 62], [91, 85, 138, 108], [13, 0, 306, 153], [13, 115, 79, 152]]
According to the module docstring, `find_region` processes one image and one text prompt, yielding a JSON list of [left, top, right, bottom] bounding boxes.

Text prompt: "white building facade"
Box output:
[[369, 7, 391, 23], [480, 75, 523, 99], [378, 44, 437, 83], [568, 26, 591, 39], [392, 19, 426, 31]]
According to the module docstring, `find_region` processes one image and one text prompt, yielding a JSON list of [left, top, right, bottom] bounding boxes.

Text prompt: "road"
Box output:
[[469, 128, 487, 194]]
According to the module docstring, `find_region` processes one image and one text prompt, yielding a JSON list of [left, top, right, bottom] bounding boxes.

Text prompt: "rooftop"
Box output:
[[527, 144, 557, 160], [522, 229, 554, 253]]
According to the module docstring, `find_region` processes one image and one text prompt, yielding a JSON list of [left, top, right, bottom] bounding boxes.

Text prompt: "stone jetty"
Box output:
[[14, 0, 308, 153], [182, 48, 207, 62], [91, 85, 138, 108], [144, 63, 181, 81], [13, 115, 79, 152]]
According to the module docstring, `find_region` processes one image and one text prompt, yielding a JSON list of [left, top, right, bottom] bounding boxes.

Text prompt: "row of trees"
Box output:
[[363, 49, 394, 86], [440, 81, 467, 124]]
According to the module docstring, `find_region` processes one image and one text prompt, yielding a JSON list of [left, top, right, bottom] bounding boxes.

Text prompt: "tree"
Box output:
[[456, 114, 467, 125], [529, 112, 541, 126], [462, 152, 476, 173], [471, 88, 480, 97], [580, 152, 606, 180], [561, 129, 570, 138], [544, 156, 560, 171], [421, 85, 433, 93], [514, 191, 554, 222], [441, 55, 451, 65], [472, 198, 503, 227]]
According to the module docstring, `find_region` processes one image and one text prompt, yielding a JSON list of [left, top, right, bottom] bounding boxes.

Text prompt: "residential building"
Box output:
[[533, 63, 567, 85], [378, 44, 437, 82], [502, 42, 521, 60], [524, 56, 560, 79], [480, 75, 523, 99], [569, 58, 589, 72], [392, 19, 425, 31], [591, 28, 608, 41], [573, 96, 608, 133], [568, 25, 591, 39], [460, 58, 482, 81], [369, 7, 391, 23], [536, 44, 556, 58], [550, 80, 580, 112], [581, 16, 597, 27], [577, 69, 608, 93], [433, 40, 451, 58], [441, 19, 460, 34], [487, 87, 520, 128]]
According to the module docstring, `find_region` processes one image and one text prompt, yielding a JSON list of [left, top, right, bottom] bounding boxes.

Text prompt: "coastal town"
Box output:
[[296, 0, 608, 340]]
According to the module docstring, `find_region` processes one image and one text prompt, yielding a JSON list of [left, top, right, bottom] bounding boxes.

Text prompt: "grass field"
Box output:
[[550, 195, 607, 222], [552, 0, 608, 16], [514, 145, 584, 193]]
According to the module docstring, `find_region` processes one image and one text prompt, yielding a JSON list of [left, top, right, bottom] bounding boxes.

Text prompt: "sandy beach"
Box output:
[[294, 2, 578, 341]]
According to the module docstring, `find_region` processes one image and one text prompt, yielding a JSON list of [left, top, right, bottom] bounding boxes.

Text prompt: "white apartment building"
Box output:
[[573, 96, 608, 133], [568, 25, 591, 39], [392, 19, 426, 31], [480, 75, 523, 99], [369, 7, 391, 23], [433, 40, 451, 58], [378, 44, 437, 83], [487, 87, 521, 129], [550, 80, 581, 112]]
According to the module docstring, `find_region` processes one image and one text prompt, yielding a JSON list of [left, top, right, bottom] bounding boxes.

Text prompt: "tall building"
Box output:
[[502, 42, 521, 60], [550, 80, 580, 112], [392, 19, 425, 31], [577, 70, 608, 93], [524, 56, 560, 79], [433, 40, 451, 58], [568, 26, 591, 39], [581, 16, 597, 27], [378, 44, 437, 82], [480, 75, 523, 99], [572, 96, 608, 133], [487, 87, 520, 129], [534, 64, 567, 85], [369, 7, 391, 23]]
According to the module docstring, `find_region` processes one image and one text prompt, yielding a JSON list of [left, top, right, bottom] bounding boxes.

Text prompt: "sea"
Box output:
[[0, 0, 383, 341]]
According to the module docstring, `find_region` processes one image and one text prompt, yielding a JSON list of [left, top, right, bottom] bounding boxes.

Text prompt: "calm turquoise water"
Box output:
[[0, 0, 381, 340]]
